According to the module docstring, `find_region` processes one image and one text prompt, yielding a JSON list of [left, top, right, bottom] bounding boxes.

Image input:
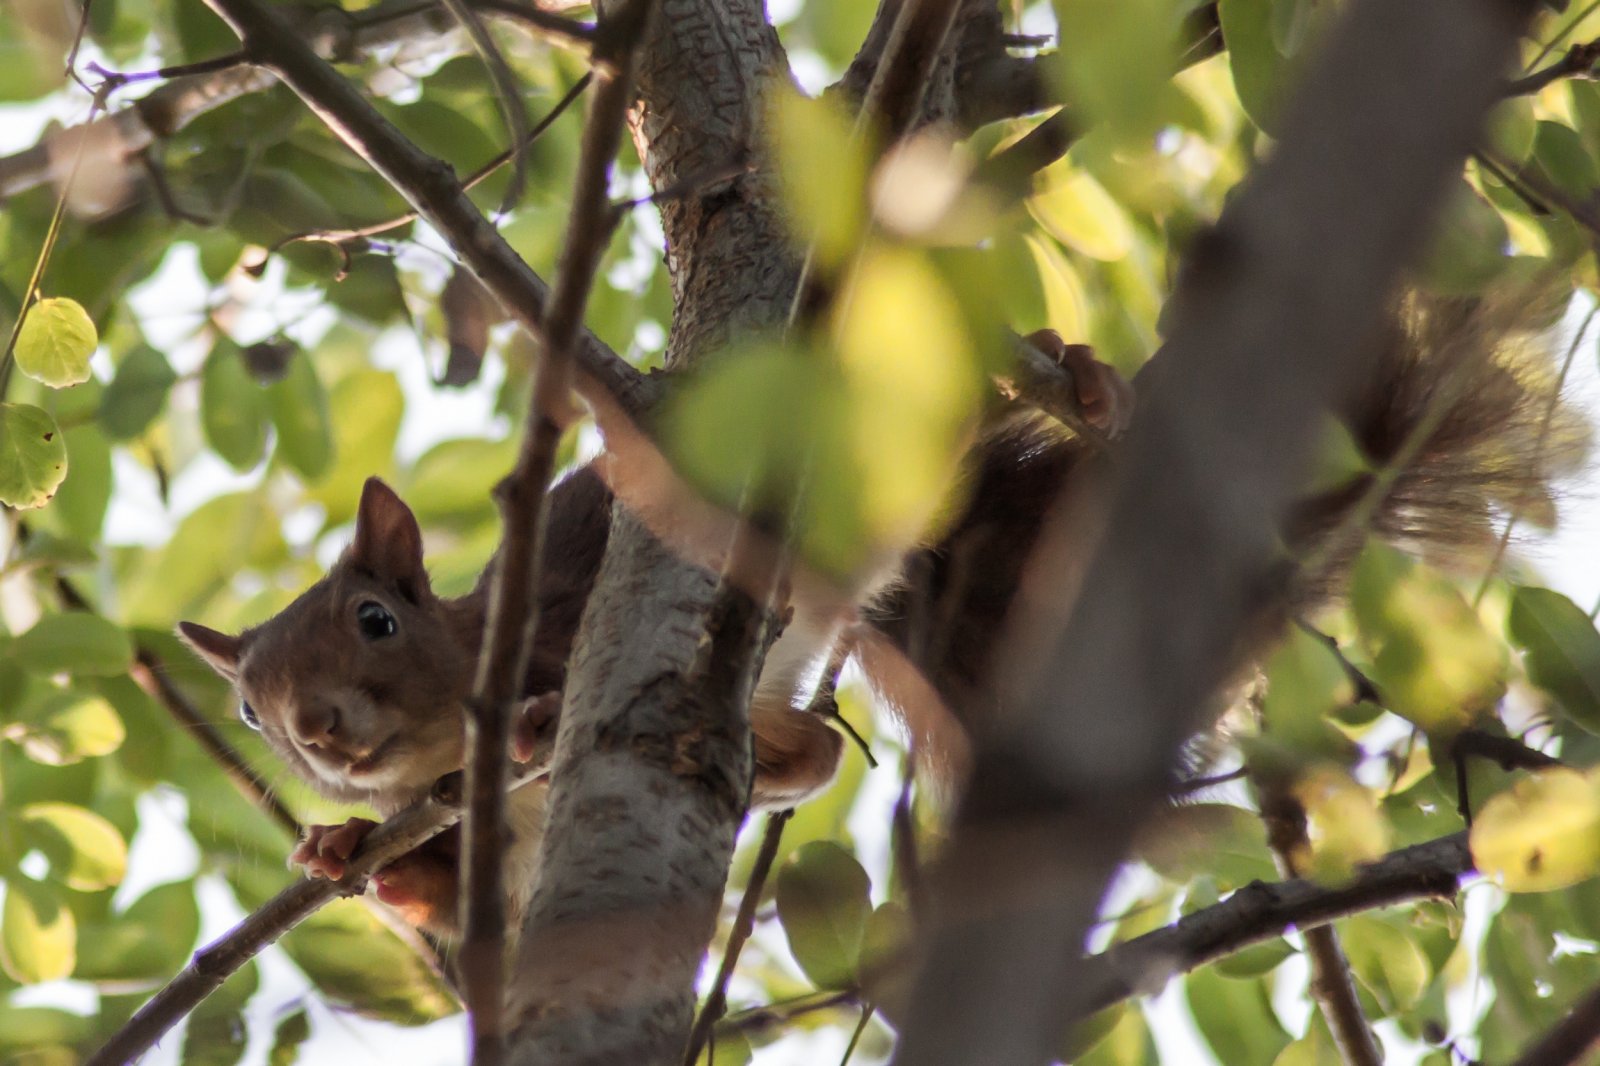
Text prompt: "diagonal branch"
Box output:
[[198, 0, 654, 427], [1509, 978, 1600, 1066], [86, 758, 553, 1066], [1078, 831, 1472, 1014], [0, 0, 591, 203], [892, 0, 1537, 1061]]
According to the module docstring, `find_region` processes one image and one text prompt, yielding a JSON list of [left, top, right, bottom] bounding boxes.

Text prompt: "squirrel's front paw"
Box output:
[[512, 691, 561, 765], [1024, 330, 1135, 438], [290, 817, 378, 880]]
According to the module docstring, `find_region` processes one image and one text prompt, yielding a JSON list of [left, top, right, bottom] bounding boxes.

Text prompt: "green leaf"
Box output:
[[1214, 937, 1297, 979], [1509, 585, 1600, 735], [1050, 0, 1177, 138], [306, 368, 404, 526], [775, 841, 872, 990], [13, 612, 134, 675], [15, 297, 96, 388], [860, 901, 912, 1023], [770, 90, 868, 269], [1219, 0, 1296, 133], [279, 898, 456, 1022], [0, 1005, 91, 1054], [0, 880, 76, 984], [17, 801, 128, 890], [75, 879, 201, 981], [6, 690, 125, 765], [1029, 163, 1134, 261], [266, 352, 332, 479], [1185, 967, 1291, 1064], [268, 1008, 311, 1066], [1351, 545, 1505, 734], [0, 403, 67, 509], [48, 424, 112, 542], [1137, 803, 1277, 887], [99, 344, 177, 439], [1341, 914, 1433, 1014], [201, 338, 270, 470]]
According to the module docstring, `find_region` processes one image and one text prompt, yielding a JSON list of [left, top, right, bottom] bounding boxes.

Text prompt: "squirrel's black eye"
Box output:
[[356, 601, 398, 640], [240, 701, 260, 731]]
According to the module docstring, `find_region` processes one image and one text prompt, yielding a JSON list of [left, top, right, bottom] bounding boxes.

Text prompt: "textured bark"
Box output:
[[507, 515, 761, 1062], [506, 2, 803, 1061]]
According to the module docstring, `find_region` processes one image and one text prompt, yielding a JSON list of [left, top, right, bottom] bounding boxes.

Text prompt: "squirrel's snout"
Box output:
[[292, 700, 342, 751]]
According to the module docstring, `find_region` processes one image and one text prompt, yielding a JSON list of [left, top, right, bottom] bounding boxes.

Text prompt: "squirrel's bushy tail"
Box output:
[[1284, 292, 1588, 607], [862, 292, 1590, 778]]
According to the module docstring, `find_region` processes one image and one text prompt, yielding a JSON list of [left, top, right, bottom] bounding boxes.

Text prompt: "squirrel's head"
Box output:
[[179, 478, 473, 807]]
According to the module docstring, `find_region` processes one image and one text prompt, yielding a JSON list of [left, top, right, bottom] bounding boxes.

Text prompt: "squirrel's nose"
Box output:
[[292, 701, 341, 749]]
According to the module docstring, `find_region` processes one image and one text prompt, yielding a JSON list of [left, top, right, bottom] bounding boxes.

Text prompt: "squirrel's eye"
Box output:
[[239, 701, 261, 731], [356, 601, 398, 640]]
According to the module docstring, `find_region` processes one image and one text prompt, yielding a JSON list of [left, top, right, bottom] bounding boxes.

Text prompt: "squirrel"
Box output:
[[174, 332, 1130, 940], [177, 298, 1582, 941]]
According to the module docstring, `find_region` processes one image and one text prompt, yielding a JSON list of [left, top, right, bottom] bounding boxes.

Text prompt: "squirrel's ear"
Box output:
[[177, 621, 243, 682], [349, 477, 429, 601]]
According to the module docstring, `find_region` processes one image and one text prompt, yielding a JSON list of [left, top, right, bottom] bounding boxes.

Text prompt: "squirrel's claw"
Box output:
[[1023, 330, 1136, 438], [512, 691, 561, 765], [291, 817, 378, 880]]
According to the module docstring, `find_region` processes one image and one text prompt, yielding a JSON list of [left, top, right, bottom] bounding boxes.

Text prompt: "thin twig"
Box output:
[[1172, 766, 1248, 796], [1526, 0, 1600, 71], [1258, 784, 1384, 1066], [840, 1004, 876, 1065], [719, 989, 861, 1036], [1506, 38, 1600, 95], [1476, 149, 1600, 241], [454, 4, 654, 1059], [438, 0, 531, 212], [267, 72, 591, 258], [1451, 727, 1563, 772], [43, 570, 300, 840], [200, 0, 654, 423], [1295, 619, 1384, 706], [683, 810, 793, 1064]]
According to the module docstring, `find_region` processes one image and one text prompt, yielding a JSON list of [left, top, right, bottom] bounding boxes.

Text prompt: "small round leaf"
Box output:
[[15, 297, 96, 388], [0, 403, 67, 509]]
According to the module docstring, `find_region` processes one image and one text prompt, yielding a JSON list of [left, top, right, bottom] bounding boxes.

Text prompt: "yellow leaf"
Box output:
[[1472, 767, 1600, 892], [1023, 235, 1087, 342], [833, 246, 980, 548], [1030, 164, 1134, 261], [1294, 765, 1391, 882]]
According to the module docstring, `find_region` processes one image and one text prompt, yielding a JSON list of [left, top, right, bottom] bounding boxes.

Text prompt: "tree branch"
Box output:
[[87, 761, 553, 1066], [684, 810, 792, 1064], [455, 1, 654, 1057], [892, 0, 1536, 1061], [1078, 832, 1472, 1014], [199, 0, 654, 428], [1508, 978, 1600, 1066], [0, 0, 590, 204]]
